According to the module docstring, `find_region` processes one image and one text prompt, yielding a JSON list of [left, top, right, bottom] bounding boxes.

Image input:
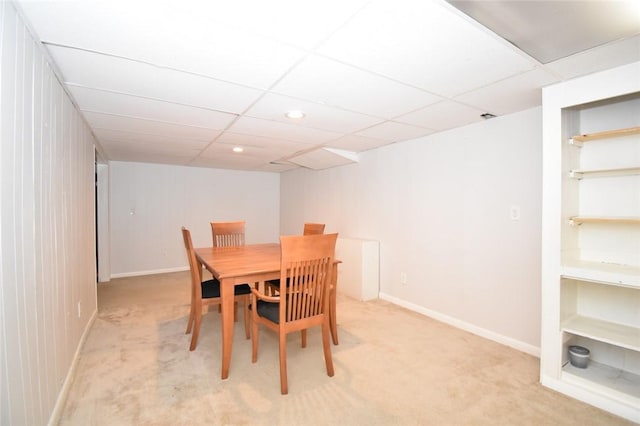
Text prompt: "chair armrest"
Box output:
[[250, 287, 280, 303]]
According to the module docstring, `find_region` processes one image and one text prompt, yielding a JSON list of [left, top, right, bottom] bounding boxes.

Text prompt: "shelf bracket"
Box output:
[[568, 138, 583, 148], [568, 170, 583, 179]]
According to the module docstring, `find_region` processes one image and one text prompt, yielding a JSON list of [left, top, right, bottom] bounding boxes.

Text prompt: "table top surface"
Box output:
[[194, 243, 281, 280]]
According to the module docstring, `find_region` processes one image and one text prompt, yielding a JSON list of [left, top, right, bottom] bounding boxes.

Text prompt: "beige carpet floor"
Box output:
[[58, 271, 634, 425]]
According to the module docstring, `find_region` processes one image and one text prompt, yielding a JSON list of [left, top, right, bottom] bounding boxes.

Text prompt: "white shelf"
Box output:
[[568, 216, 640, 225], [569, 167, 640, 179], [562, 361, 640, 403], [563, 315, 640, 352], [561, 259, 640, 288], [569, 126, 640, 146]]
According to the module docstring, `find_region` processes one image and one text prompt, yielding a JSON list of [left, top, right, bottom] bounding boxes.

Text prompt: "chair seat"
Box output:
[[265, 273, 338, 346], [201, 279, 252, 299], [256, 300, 281, 323]]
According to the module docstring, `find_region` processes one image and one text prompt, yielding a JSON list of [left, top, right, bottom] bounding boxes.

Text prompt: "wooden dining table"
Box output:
[[194, 243, 339, 380]]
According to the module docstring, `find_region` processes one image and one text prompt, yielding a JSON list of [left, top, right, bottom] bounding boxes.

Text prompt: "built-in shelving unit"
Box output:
[[541, 62, 640, 423]]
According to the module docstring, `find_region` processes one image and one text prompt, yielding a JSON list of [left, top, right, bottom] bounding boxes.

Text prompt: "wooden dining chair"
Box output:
[[302, 222, 325, 235], [266, 223, 325, 293], [211, 220, 245, 247], [266, 222, 340, 345], [210, 220, 253, 313], [182, 227, 251, 351], [251, 233, 338, 394]]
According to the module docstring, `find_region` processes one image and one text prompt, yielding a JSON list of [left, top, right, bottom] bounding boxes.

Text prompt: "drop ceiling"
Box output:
[[14, 0, 640, 172]]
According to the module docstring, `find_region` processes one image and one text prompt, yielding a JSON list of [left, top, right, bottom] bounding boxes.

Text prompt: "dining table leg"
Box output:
[[220, 277, 234, 379]]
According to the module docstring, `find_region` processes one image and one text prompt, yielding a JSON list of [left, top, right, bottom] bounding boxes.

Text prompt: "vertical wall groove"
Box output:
[[1, 3, 98, 425], [0, 2, 5, 422]]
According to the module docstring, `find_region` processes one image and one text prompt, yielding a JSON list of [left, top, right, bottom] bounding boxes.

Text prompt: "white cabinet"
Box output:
[[335, 237, 379, 301], [541, 62, 640, 423]]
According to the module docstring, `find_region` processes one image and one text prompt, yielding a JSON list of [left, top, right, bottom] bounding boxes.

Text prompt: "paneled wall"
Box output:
[[1, 3, 97, 425], [281, 107, 542, 354], [109, 161, 280, 277]]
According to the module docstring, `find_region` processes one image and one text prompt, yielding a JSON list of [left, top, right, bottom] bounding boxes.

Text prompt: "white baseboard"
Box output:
[[47, 309, 97, 426], [110, 266, 189, 279], [378, 292, 540, 358]]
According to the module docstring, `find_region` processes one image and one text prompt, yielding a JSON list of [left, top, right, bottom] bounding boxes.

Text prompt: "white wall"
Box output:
[[1, 3, 98, 425], [96, 162, 110, 282], [281, 107, 542, 354], [109, 161, 280, 277]]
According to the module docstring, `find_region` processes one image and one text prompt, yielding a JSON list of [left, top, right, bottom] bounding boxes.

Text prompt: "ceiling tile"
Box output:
[[101, 136, 202, 164], [356, 121, 435, 142], [325, 134, 393, 152], [454, 67, 558, 116], [228, 116, 342, 144], [199, 142, 278, 161], [544, 35, 640, 80], [105, 149, 196, 165], [178, 0, 370, 50], [317, 0, 535, 97], [69, 86, 237, 129], [288, 147, 358, 170], [93, 128, 209, 150], [246, 93, 384, 133], [215, 132, 314, 158], [394, 100, 485, 132], [83, 112, 219, 141], [190, 152, 278, 171], [19, 0, 306, 89], [255, 162, 299, 173], [103, 142, 201, 156], [272, 54, 443, 119], [47, 45, 264, 114]]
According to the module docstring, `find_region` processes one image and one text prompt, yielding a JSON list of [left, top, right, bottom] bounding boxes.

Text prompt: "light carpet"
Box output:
[[58, 271, 633, 425]]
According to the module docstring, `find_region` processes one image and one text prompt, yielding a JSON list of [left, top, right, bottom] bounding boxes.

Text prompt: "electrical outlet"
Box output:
[[510, 205, 521, 221], [400, 272, 407, 285]]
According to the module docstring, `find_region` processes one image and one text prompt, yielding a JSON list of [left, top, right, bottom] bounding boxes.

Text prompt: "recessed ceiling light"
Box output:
[[285, 110, 305, 119], [232, 146, 244, 153]]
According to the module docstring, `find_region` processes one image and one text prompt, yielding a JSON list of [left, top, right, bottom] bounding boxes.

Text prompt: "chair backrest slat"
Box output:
[[211, 221, 245, 247]]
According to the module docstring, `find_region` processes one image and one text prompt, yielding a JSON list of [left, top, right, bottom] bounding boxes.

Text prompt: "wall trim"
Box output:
[[378, 292, 540, 358], [47, 309, 98, 426], [110, 266, 189, 279]]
